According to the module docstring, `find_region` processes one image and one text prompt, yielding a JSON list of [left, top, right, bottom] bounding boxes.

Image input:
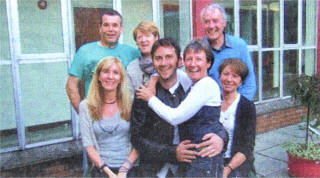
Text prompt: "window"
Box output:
[[122, 0, 153, 46], [160, 0, 191, 49], [302, 49, 316, 75], [283, 50, 298, 96], [262, 51, 280, 100], [240, 0, 257, 45], [220, 0, 317, 102], [1, 0, 73, 153], [18, 0, 64, 54], [216, 0, 234, 34], [0, 0, 10, 60], [284, 0, 298, 44], [0, 0, 18, 150], [303, 0, 316, 46], [262, 0, 280, 48], [20, 62, 72, 144]]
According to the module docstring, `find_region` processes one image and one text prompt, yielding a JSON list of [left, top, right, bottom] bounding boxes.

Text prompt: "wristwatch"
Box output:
[[99, 163, 108, 173]]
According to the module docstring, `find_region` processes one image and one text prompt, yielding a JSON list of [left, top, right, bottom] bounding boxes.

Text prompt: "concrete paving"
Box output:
[[254, 122, 319, 177]]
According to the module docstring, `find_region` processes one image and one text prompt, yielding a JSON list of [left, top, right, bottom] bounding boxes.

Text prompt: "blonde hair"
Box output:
[[133, 21, 159, 41], [87, 56, 132, 121]]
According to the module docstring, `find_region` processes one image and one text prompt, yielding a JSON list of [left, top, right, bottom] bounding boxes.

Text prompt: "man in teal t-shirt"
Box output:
[[66, 8, 140, 113]]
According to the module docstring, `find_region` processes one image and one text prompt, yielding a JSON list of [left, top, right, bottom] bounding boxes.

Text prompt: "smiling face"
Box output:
[[153, 46, 178, 82], [220, 65, 242, 94], [99, 14, 123, 47], [184, 50, 211, 83], [98, 62, 121, 92], [136, 31, 158, 57], [202, 8, 226, 43]]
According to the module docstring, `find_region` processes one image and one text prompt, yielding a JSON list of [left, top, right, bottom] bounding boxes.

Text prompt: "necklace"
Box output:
[[103, 99, 117, 104]]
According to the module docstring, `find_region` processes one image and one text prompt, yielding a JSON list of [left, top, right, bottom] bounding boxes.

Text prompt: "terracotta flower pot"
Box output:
[[287, 152, 320, 177]]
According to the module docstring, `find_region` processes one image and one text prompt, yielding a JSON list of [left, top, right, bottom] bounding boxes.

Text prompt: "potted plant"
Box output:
[[283, 73, 320, 177]]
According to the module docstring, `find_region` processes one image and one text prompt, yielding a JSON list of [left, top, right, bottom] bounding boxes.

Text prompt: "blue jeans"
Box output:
[[179, 154, 223, 177]]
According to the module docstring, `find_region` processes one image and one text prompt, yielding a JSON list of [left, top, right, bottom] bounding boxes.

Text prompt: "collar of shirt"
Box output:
[[205, 33, 232, 52], [97, 41, 119, 49], [168, 80, 180, 94]]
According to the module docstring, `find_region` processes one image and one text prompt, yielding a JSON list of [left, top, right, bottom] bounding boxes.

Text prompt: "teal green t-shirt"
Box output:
[[68, 41, 140, 96]]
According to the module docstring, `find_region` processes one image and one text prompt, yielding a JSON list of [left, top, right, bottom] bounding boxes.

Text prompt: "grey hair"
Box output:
[[200, 3, 227, 22]]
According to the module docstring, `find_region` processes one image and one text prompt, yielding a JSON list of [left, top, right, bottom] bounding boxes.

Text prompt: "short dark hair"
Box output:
[[151, 37, 181, 60], [183, 39, 214, 72], [99, 8, 122, 25], [218, 58, 249, 82]]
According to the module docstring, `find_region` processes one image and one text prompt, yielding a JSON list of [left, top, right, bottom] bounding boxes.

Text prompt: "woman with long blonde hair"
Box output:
[[79, 56, 138, 177]]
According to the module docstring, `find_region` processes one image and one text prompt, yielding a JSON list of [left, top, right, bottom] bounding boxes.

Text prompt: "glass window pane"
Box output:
[[1, 0, 10, 60], [303, 0, 316, 46], [262, 51, 280, 100], [18, 0, 63, 54], [284, 0, 298, 44], [214, 0, 234, 34], [302, 49, 315, 76], [19, 62, 72, 144], [0, 65, 18, 148], [122, 0, 152, 47], [240, 1, 257, 45], [160, 0, 191, 50], [71, 0, 112, 50], [262, 0, 280, 47], [251, 51, 259, 101], [283, 50, 298, 96]]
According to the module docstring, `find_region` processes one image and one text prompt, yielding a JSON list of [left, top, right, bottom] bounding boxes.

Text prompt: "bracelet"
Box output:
[[119, 166, 129, 173], [99, 163, 108, 173], [124, 159, 133, 169], [227, 164, 233, 171]]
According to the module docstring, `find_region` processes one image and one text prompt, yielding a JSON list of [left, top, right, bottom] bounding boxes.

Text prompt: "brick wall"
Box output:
[[256, 106, 306, 133], [0, 155, 83, 177]]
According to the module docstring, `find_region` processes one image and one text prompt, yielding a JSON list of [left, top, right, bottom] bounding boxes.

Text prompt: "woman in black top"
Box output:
[[218, 58, 256, 177]]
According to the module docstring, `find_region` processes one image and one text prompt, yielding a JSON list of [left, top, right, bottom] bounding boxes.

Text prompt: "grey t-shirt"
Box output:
[[92, 111, 131, 168]]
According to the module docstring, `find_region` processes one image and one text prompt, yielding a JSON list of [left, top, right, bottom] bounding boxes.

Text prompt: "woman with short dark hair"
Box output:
[[218, 58, 256, 177]]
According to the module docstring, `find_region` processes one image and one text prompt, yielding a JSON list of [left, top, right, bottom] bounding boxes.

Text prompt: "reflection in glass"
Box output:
[[283, 50, 298, 96], [160, 0, 191, 50], [262, 0, 280, 47], [262, 51, 280, 100], [251, 52, 259, 101], [303, 0, 316, 46], [240, 0, 257, 45], [302, 49, 315, 76], [19, 62, 72, 144], [284, 0, 298, 44], [0, 65, 18, 149]]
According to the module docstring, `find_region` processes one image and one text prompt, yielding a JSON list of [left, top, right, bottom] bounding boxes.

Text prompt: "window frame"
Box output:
[[1, 0, 74, 153], [235, 0, 317, 104]]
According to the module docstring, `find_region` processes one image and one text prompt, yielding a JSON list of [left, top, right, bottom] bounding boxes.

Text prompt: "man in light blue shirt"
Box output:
[[66, 8, 140, 113], [201, 3, 256, 100]]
